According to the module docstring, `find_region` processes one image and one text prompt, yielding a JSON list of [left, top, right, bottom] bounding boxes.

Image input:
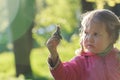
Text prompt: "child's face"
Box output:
[[82, 23, 112, 54]]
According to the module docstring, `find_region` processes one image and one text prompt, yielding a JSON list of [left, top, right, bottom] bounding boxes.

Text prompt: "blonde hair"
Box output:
[[80, 9, 120, 44]]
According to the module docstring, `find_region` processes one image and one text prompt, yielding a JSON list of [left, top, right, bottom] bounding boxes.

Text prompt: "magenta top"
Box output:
[[50, 48, 120, 80]]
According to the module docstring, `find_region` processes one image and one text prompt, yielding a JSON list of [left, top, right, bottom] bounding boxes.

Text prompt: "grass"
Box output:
[[0, 39, 78, 80], [0, 52, 16, 80]]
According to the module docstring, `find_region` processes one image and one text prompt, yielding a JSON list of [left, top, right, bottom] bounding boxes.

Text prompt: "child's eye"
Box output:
[[94, 33, 99, 36], [84, 31, 88, 35]]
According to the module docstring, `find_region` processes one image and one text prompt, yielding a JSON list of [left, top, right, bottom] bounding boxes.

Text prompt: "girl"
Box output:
[[46, 9, 120, 80]]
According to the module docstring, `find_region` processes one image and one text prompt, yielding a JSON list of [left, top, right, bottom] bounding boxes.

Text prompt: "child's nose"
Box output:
[[86, 35, 94, 43]]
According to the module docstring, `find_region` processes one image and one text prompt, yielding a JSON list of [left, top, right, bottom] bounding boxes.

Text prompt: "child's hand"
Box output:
[[46, 36, 61, 49], [46, 25, 62, 50], [46, 25, 62, 63]]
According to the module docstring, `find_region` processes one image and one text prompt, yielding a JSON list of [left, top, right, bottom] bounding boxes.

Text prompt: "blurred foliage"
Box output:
[[0, 34, 80, 80], [87, 0, 120, 9], [33, 0, 80, 47], [0, 32, 8, 51], [0, 28, 12, 52]]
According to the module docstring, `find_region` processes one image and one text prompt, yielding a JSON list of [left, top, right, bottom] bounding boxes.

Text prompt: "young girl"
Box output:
[[46, 9, 120, 80]]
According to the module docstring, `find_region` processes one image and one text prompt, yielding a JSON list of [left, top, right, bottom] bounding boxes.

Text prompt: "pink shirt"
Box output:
[[50, 48, 120, 80]]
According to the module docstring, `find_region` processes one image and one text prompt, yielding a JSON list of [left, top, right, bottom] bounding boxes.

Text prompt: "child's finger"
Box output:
[[53, 25, 62, 40], [46, 37, 60, 48]]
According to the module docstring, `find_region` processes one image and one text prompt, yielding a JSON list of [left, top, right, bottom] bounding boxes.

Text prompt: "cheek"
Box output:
[[95, 39, 110, 50], [94, 38, 105, 47]]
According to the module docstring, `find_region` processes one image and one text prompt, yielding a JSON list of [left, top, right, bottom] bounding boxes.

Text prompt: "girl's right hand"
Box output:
[[46, 26, 62, 54], [46, 36, 61, 60], [46, 26, 62, 49], [46, 36, 61, 50], [46, 26, 62, 64]]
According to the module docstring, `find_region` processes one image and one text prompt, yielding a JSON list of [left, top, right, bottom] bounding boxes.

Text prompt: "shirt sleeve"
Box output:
[[48, 55, 61, 70], [48, 56, 83, 80]]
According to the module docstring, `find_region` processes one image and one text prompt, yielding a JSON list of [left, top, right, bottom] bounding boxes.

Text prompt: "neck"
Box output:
[[97, 44, 113, 56]]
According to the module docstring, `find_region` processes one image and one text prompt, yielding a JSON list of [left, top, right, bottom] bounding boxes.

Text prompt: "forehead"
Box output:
[[84, 22, 107, 33]]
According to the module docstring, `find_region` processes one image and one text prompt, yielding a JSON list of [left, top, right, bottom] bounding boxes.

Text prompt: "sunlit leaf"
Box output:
[[116, 0, 120, 3], [107, 1, 116, 7], [86, 0, 95, 2], [87, 0, 120, 9]]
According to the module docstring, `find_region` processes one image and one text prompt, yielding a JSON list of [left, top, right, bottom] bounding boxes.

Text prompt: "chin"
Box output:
[[86, 49, 98, 54]]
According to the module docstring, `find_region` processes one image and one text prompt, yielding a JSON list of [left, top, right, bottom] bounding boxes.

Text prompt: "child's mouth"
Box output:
[[87, 44, 94, 49]]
